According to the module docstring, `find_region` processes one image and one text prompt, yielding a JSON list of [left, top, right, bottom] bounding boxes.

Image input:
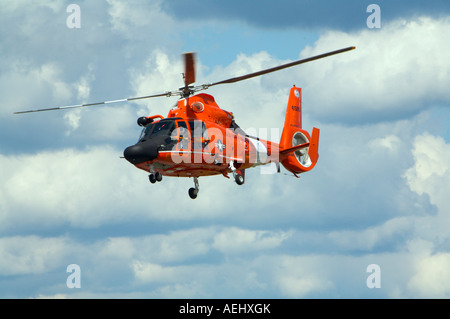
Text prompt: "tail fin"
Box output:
[[280, 86, 302, 148], [279, 86, 320, 174]]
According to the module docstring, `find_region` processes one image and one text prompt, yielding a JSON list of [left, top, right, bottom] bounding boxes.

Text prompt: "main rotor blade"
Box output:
[[208, 46, 355, 87], [14, 47, 355, 114], [184, 52, 196, 87], [14, 91, 177, 114]]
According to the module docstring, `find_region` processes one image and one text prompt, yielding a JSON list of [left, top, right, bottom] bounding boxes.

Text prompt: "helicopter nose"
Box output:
[[123, 142, 159, 165]]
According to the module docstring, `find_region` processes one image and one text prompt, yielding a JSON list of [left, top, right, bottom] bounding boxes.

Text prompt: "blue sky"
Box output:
[[1, 0, 450, 299]]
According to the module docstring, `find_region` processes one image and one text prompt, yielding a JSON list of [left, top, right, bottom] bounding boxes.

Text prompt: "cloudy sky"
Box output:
[[1, 0, 450, 299]]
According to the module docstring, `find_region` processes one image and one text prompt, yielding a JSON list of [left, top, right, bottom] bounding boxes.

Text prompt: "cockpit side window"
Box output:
[[139, 124, 154, 142]]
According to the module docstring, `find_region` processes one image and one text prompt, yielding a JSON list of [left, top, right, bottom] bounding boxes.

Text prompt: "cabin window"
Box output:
[[177, 120, 189, 150], [188, 120, 208, 150]]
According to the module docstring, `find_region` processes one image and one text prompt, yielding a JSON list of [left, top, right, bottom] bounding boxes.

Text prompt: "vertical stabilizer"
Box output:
[[279, 86, 319, 174], [280, 86, 302, 150]]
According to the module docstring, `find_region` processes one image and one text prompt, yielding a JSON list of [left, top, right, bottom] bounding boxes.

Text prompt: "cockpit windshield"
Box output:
[[151, 120, 175, 137], [138, 119, 176, 142]]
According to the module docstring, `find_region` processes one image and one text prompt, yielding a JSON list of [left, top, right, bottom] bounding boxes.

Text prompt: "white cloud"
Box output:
[[290, 17, 450, 123], [34, 293, 69, 299], [0, 236, 70, 275], [408, 250, 450, 298], [98, 227, 291, 265], [0, 146, 140, 229], [102, 228, 214, 264], [398, 133, 450, 297], [64, 109, 83, 135], [404, 133, 450, 240], [213, 227, 291, 254], [130, 259, 270, 298], [275, 255, 334, 298], [325, 217, 414, 252], [0, 62, 72, 116], [106, 0, 181, 52], [369, 134, 402, 153], [1, 0, 65, 13], [128, 49, 185, 114], [405, 133, 450, 195], [75, 65, 95, 102], [107, 0, 172, 33]]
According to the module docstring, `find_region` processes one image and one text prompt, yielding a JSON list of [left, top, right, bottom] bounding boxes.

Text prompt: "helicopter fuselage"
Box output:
[[123, 93, 278, 180]]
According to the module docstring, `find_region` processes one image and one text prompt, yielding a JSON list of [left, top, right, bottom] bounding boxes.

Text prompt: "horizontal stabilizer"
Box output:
[[280, 142, 309, 155]]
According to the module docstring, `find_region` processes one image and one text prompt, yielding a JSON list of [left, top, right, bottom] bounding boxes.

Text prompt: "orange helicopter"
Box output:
[[15, 46, 355, 199]]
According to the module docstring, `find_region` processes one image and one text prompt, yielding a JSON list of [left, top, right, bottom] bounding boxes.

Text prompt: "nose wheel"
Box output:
[[188, 177, 199, 199]]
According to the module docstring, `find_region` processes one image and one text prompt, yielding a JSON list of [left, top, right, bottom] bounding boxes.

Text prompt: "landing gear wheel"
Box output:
[[149, 174, 156, 184], [188, 187, 198, 199], [235, 174, 244, 185], [155, 172, 162, 182], [188, 176, 200, 199]]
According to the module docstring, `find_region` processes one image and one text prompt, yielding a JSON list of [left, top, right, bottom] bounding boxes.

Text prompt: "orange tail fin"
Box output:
[[279, 86, 320, 174]]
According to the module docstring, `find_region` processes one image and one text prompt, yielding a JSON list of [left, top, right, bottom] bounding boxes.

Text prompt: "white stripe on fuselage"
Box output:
[[158, 150, 243, 162]]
